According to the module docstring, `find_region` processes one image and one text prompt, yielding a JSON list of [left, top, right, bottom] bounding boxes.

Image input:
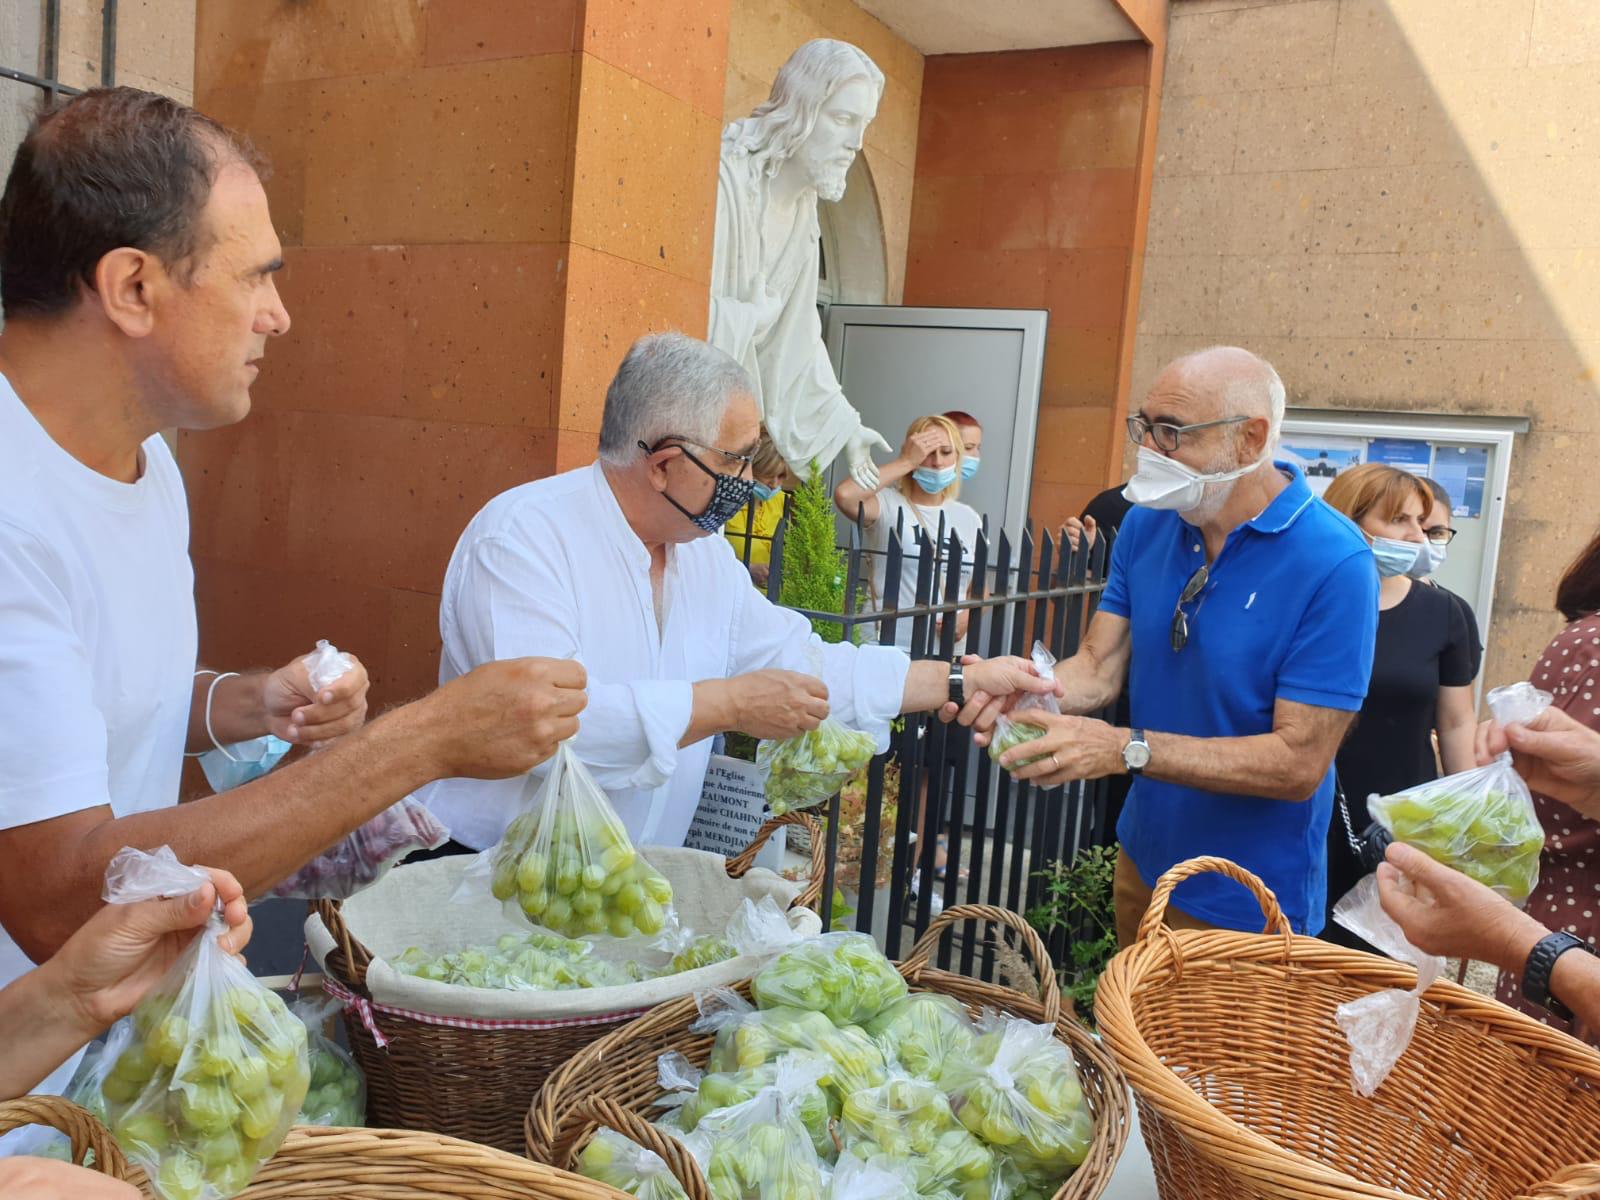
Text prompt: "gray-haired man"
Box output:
[[421, 332, 1056, 850]]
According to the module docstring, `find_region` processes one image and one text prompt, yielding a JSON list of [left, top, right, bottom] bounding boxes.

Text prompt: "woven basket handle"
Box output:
[[1517, 1164, 1600, 1199], [0, 1096, 134, 1181], [726, 812, 825, 912], [314, 897, 373, 989], [572, 1096, 713, 1200], [1139, 856, 1295, 952], [901, 902, 1063, 1025]]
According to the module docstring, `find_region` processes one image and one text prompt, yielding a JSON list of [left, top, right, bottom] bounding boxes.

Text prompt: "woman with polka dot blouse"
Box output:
[[1495, 525, 1600, 1037]]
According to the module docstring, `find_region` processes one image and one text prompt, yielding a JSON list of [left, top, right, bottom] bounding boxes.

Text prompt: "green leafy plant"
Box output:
[[777, 465, 849, 644], [1027, 844, 1118, 1023]]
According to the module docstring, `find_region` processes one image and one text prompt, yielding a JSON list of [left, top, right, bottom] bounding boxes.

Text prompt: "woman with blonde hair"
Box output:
[[1320, 462, 1479, 945], [833, 413, 983, 653]]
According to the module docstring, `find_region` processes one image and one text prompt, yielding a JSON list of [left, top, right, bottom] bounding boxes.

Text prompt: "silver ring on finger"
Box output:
[[1051, 752, 1060, 769]]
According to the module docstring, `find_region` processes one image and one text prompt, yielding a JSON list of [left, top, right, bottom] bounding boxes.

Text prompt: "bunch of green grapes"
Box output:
[[101, 985, 308, 1200], [750, 932, 908, 1026], [863, 991, 977, 1084], [948, 1022, 1092, 1182], [296, 1039, 362, 1127], [1372, 786, 1544, 903], [706, 1007, 887, 1099], [758, 721, 876, 816], [577, 1127, 691, 1200], [490, 806, 672, 938], [669, 934, 738, 975], [677, 1057, 838, 1158], [987, 718, 1047, 768]]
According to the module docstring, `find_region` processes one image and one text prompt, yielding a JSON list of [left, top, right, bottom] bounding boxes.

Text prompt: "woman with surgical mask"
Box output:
[[724, 432, 793, 587], [834, 414, 983, 652], [1320, 464, 1479, 948]]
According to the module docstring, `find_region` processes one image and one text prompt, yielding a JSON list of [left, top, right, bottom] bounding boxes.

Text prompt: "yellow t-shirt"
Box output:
[[724, 492, 787, 567]]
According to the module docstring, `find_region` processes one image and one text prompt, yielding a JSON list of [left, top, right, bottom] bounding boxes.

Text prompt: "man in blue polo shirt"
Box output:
[[969, 346, 1378, 940]]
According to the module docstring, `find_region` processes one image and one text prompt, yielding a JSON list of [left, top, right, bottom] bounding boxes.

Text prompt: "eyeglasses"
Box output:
[[1127, 414, 1249, 453], [1171, 564, 1209, 652], [1423, 525, 1457, 546], [649, 436, 754, 473]]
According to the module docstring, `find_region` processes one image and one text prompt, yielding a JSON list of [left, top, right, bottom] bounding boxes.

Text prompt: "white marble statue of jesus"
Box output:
[[710, 39, 892, 490]]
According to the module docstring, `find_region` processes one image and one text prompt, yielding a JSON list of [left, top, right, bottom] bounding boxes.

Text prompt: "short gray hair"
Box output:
[[597, 333, 756, 464]]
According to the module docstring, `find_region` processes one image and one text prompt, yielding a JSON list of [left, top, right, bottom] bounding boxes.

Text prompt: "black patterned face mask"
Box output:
[[641, 440, 755, 533]]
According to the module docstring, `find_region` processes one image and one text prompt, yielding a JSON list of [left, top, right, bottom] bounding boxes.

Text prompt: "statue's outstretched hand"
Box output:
[[845, 426, 892, 491]]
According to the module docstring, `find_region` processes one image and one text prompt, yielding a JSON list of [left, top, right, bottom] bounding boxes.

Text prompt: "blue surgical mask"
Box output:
[[1370, 536, 1425, 579], [912, 465, 958, 494], [199, 734, 292, 793], [1411, 540, 1447, 578], [960, 456, 980, 481], [751, 481, 779, 503]]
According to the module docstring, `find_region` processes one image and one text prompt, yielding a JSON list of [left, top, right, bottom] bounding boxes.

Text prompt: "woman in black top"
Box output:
[[1322, 464, 1479, 946]]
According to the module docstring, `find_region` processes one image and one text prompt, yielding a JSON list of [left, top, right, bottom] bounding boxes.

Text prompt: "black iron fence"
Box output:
[[741, 499, 1119, 977]]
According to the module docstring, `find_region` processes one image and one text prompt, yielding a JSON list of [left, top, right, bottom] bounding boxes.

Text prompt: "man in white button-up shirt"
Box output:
[[422, 333, 1055, 850]]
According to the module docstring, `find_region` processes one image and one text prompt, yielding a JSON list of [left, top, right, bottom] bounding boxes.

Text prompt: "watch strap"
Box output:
[[947, 661, 964, 706], [1522, 931, 1595, 1021], [1124, 728, 1149, 776]]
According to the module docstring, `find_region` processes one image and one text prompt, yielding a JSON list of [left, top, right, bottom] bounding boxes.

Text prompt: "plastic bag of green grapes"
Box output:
[[655, 1050, 838, 1159], [96, 847, 309, 1200], [864, 992, 977, 1084], [1369, 682, 1552, 905], [690, 1054, 830, 1200], [945, 1017, 1091, 1187], [757, 718, 877, 816], [694, 989, 887, 1098], [577, 1126, 691, 1200], [839, 1076, 999, 1198], [988, 643, 1059, 771], [460, 740, 674, 939], [290, 996, 365, 1126], [751, 932, 908, 1026]]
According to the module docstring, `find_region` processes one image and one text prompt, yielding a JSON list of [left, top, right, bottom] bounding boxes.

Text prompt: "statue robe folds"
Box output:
[[709, 146, 864, 478]]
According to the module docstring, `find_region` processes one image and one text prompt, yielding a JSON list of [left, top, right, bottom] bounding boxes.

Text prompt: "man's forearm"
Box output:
[[1143, 729, 1326, 802], [1055, 653, 1121, 715], [17, 703, 442, 961], [1497, 921, 1600, 1034], [684, 680, 736, 746], [186, 669, 270, 753], [0, 964, 96, 1099], [900, 659, 950, 714]]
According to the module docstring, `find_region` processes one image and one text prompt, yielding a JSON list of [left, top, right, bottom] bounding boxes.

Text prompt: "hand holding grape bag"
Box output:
[[756, 647, 876, 816], [268, 641, 450, 900], [1369, 682, 1552, 904], [988, 643, 1060, 770], [464, 740, 674, 939], [96, 848, 309, 1200]]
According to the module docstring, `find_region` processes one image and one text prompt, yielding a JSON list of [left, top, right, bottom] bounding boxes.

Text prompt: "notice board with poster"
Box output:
[[686, 754, 785, 871]]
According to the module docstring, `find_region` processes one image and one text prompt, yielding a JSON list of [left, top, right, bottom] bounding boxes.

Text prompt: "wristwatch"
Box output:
[[1522, 931, 1597, 1021], [947, 660, 964, 706], [1122, 728, 1151, 775]]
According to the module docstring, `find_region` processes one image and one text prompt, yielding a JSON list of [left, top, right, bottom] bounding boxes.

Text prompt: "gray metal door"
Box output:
[[823, 305, 1048, 540]]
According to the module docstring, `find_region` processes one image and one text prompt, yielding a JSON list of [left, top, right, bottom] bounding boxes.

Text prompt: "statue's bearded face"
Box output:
[[795, 78, 878, 202]]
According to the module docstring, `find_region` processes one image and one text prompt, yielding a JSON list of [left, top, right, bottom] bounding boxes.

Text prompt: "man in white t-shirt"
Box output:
[[0, 89, 588, 1114]]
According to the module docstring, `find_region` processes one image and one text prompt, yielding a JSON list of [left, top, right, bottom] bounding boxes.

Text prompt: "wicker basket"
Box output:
[[0, 1096, 631, 1199], [0, 1094, 135, 1182], [315, 812, 823, 1153], [1096, 856, 1600, 1200], [527, 902, 1130, 1199]]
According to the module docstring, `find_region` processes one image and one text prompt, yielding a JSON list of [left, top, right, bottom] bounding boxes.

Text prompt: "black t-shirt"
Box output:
[[1433, 583, 1483, 680], [1335, 580, 1478, 827], [1082, 485, 1134, 539]]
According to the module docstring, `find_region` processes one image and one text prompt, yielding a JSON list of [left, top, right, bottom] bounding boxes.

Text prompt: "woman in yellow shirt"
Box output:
[[724, 433, 793, 587]]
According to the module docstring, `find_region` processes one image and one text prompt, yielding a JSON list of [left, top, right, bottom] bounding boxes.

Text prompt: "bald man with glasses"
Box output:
[[951, 347, 1379, 945]]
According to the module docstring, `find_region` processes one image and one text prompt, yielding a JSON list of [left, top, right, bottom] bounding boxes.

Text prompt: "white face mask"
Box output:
[[1122, 445, 1261, 513], [1411, 540, 1447, 578]]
